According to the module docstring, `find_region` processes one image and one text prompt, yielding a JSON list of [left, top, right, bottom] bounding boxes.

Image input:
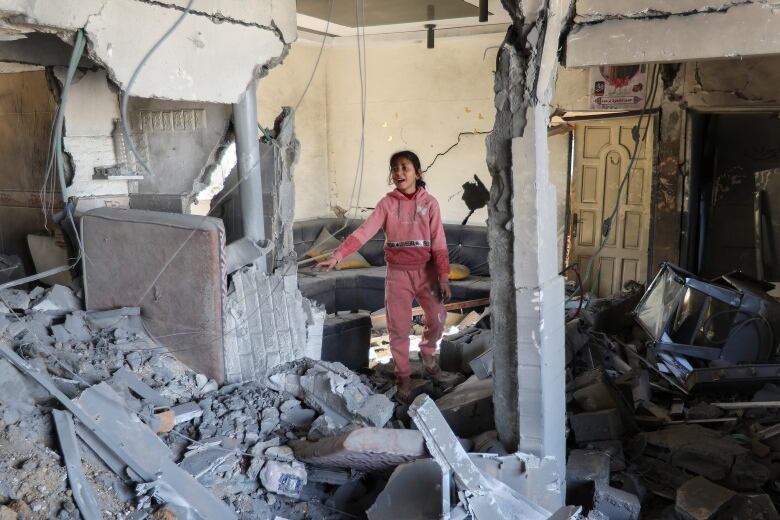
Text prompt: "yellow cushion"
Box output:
[[448, 263, 471, 281], [336, 251, 371, 270], [305, 227, 341, 259]]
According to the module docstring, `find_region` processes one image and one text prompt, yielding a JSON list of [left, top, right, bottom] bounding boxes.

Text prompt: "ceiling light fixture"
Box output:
[[425, 24, 436, 48], [479, 0, 488, 22]]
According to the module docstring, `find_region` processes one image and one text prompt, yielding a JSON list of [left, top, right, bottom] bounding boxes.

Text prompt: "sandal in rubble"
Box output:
[[419, 353, 441, 376], [396, 377, 413, 404]]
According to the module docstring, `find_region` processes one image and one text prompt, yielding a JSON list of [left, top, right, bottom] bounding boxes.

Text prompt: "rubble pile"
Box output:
[[5, 262, 780, 519], [561, 264, 780, 519]]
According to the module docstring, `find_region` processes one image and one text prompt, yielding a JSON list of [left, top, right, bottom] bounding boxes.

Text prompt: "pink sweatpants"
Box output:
[[385, 265, 447, 380]]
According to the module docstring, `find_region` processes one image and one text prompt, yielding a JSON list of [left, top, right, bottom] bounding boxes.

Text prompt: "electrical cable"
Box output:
[[120, 0, 195, 178], [568, 65, 660, 305], [293, 0, 334, 113]]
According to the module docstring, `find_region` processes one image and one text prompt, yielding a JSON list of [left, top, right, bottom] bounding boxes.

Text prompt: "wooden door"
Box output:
[[569, 116, 654, 297]]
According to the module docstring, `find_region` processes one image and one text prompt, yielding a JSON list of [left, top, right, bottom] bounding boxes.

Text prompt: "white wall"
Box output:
[[326, 33, 502, 225], [258, 41, 331, 221]]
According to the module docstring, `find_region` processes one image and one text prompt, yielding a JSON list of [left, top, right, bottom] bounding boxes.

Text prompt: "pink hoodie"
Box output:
[[333, 188, 450, 283]]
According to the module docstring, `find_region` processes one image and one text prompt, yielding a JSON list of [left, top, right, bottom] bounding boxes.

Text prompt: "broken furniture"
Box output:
[[321, 311, 372, 370], [81, 208, 227, 382], [634, 263, 780, 377], [294, 218, 491, 313]]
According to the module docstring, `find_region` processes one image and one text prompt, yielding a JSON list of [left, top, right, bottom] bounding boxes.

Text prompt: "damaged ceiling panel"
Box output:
[[566, 1, 780, 67], [0, 0, 293, 103]]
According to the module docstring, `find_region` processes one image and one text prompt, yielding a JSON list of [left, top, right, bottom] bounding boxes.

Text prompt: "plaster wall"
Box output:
[[325, 33, 502, 225], [258, 41, 331, 221]]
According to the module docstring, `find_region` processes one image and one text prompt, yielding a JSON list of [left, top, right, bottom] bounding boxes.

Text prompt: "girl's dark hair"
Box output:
[[389, 150, 426, 188]]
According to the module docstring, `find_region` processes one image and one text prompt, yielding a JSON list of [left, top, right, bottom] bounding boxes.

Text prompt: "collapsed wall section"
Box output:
[[0, 0, 294, 103]]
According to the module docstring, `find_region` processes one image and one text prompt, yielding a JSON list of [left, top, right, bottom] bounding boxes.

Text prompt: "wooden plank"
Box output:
[[370, 298, 489, 328]]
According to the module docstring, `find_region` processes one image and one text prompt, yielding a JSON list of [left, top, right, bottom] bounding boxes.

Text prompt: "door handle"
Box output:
[[572, 213, 579, 238]]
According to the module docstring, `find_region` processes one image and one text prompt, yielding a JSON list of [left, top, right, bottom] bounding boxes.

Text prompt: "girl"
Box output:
[[317, 150, 451, 402]]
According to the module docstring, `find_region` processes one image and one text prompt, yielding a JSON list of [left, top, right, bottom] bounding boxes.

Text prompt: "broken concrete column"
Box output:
[[488, 0, 571, 489], [652, 65, 685, 269]]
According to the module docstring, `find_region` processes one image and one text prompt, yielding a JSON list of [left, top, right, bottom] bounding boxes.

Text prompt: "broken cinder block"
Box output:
[[675, 476, 736, 520], [570, 409, 624, 443], [259, 460, 307, 498]]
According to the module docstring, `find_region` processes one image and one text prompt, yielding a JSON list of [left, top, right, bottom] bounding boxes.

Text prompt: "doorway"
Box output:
[[686, 112, 780, 281], [568, 115, 655, 297]]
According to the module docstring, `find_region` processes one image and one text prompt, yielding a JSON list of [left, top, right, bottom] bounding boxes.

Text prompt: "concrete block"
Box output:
[[594, 484, 640, 520], [259, 460, 307, 498], [675, 476, 736, 520], [718, 493, 780, 520], [290, 427, 425, 472], [439, 327, 491, 374], [566, 449, 610, 508], [30, 285, 81, 315], [0, 289, 30, 311], [579, 440, 626, 472], [435, 375, 494, 437], [296, 360, 394, 428], [570, 409, 624, 443], [366, 459, 444, 520]]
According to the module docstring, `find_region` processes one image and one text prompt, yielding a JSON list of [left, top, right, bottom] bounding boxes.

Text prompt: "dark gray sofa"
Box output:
[[294, 218, 491, 313]]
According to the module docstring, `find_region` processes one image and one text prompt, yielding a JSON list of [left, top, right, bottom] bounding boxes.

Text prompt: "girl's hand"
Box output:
[[439, 282, 452, 303], [314, 256, 339, 272]]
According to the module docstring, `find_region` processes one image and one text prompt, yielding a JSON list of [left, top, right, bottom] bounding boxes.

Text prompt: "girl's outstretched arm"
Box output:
[[327, 199, 388, 265]]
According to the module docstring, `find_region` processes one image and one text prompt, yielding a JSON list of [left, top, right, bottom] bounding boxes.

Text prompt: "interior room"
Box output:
[[2, 1, 780, 519]]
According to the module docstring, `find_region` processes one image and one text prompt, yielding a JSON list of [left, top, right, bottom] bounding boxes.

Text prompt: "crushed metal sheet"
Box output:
[[52, 409, 102, 520], [408, 394, 552, 519]]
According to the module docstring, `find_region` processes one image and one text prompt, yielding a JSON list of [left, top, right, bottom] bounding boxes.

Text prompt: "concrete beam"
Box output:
[[566, 2, 780, 67], [574, 0, 754, 22]]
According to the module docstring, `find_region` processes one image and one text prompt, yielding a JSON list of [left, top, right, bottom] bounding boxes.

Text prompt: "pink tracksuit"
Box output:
[[332, 188, 450, 379]]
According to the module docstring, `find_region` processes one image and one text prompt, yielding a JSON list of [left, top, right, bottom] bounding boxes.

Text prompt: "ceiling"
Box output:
[[296, 0, 510, 40], [298, 0, 485, 28]]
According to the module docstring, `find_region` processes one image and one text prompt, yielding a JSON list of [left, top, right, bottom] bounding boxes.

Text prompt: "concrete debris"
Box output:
[[223, 268, 324, 383], [269, 359, 394, 428], [366, 459, 444, 520], [0, 288, 31, 311], [0, 254, 23, 285], [259, 460, 307, 498], [435, 375, 494, 437], [570, 409, 624, 442], [440, 327, 491, 374], [291, 427, 425, 472], [409, 394, 553, 519], [30, 285, 82, 315], [675, 476, 737, 520]]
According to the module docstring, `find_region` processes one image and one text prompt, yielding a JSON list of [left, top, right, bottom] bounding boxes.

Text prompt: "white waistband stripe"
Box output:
[[386, 240, 431, 248]]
